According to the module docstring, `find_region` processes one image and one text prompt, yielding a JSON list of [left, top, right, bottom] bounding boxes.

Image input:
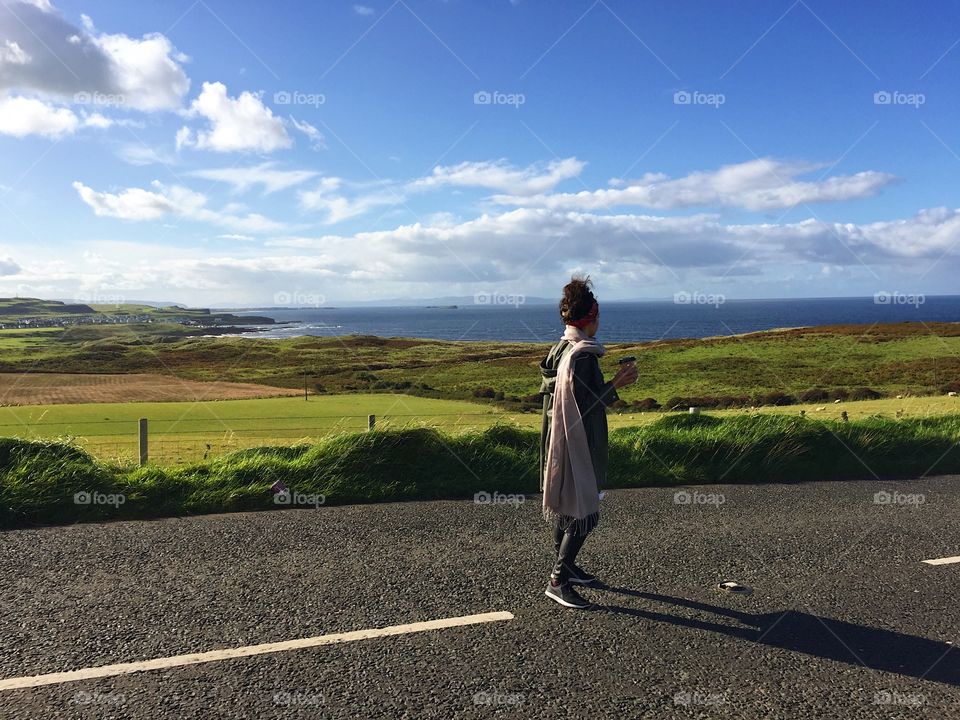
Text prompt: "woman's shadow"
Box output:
[[591, 585, 958, 687]]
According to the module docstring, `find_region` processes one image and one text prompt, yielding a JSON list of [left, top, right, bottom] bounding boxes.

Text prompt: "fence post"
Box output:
[[138, 418, 149, 466], [368, 414, 375, 431]]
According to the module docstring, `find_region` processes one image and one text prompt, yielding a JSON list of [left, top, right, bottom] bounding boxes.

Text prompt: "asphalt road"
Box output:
[[2, 476, 959, 719]]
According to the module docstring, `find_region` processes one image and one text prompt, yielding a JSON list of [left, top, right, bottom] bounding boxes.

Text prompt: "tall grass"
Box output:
[[2, 414, 960, 528]]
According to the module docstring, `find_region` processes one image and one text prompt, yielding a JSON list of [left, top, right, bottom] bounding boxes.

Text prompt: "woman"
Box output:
[[539, 276, 637, 609]]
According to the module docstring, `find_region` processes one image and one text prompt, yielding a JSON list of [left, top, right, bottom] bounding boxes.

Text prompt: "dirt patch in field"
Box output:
[[0, 373, 303, 405]]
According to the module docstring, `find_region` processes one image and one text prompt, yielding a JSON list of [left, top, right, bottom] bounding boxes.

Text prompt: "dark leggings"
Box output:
[[551, 516, 595, 584]]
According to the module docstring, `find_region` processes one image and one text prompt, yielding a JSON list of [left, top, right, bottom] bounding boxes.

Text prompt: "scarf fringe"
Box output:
[[543, 507, 600, 537]]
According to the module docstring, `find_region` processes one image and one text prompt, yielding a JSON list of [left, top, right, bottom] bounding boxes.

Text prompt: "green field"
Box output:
[[1, 392, 958, 465], [0, 394, 523, 464]]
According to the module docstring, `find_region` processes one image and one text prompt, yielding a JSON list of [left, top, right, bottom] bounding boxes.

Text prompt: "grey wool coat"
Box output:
[[538, 338, 620, 491]]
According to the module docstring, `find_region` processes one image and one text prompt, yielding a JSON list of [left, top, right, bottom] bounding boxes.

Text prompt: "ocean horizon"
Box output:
[[234, 294, 960, 344]]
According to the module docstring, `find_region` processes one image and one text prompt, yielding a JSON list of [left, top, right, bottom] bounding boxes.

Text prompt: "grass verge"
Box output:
[[2, 413, 960, 528]]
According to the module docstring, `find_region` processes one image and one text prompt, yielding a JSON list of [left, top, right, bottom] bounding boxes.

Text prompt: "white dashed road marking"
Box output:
[[0, 611, 515, 691], [922, 555, 960, 566]]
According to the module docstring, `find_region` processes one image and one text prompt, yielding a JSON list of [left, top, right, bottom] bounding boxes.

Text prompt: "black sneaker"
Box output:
[[544, 580, 592, 609], [567, 563, 598, 586]]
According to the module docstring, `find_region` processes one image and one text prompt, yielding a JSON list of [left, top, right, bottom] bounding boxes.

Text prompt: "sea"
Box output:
[[230, 295, 960, 344]]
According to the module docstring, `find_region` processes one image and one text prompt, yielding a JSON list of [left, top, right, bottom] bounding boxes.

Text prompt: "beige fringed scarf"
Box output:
[[542, 325, 604, 534]]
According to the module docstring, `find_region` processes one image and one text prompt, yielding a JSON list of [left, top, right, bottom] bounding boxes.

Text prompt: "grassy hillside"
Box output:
[[0, 322, 957, 412], [0, 298, 95, 318]]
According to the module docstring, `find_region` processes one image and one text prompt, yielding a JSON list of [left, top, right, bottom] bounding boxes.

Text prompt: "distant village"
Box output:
[[0, 314, 221, 330]]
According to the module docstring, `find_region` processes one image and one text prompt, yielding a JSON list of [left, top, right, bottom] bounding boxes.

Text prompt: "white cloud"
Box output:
[[353, 4, 375, 15], [0, 0, 190, 111], [0, 95, 77, 137], [289, 116, 325, 150], [93, 29, 190, 111], [411, 157, 585, 195], [216, 234, 255, 242], [21, 1, 53, 11], [174, 126, 193, 151], [72, 180, 173, 220], [297, 157, 585, 223], [115, 143, 177, 166], [0, 39, 30, 65], [298, 177, 405, 223], [0, 95, 144, 138], [265, 205, 960, 284], [6, 203, 960, 303], [189, 163, 318, 194], [81, 112, 113, 129], [178, 82, 291, 153], [493, 159, 898, 211], [72, 180, 286, 233]]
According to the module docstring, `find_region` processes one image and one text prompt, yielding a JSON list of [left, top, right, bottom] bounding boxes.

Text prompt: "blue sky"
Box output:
[[0, 0, 958, 305]]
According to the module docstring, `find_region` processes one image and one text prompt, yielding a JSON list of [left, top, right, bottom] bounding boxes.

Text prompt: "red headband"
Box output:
[[567, 300, 599, 328]]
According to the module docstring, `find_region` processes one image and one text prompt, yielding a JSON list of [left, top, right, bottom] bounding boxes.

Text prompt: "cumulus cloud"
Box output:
[[411, 157, 585, 195], [0, 0, 189, 111], [178, 82, 291, 153], [6, 204, 960, 303], [0, 95, 140, 138], [265, 205, 960, 284], [72, 180, 285, 233], [492, 158, 898, 211], [353, 5, 375, 15], [189, 163, 318, 194], [0, 95, 76, 137]]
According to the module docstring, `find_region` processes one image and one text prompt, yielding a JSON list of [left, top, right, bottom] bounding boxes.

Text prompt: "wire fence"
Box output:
[[0, 411, 541, 466]]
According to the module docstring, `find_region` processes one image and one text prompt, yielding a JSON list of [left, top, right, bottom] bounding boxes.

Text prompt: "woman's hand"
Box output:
[[611, 361, 638, 389]]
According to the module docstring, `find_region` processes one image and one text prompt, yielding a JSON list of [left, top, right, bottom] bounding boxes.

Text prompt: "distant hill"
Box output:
[[0, 298, 95, 318], [0, 298, 275, 326]]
